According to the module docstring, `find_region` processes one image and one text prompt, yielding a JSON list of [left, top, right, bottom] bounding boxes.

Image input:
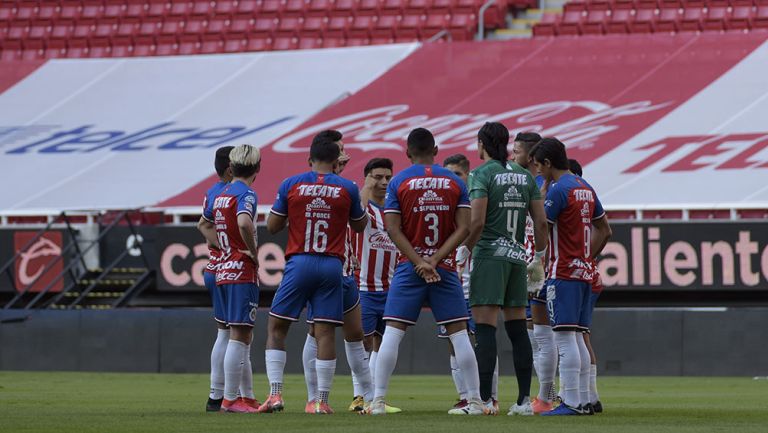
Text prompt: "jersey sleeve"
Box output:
[[202, 193, 214, 222], [457, 176, 471, 208], [384, 178, 401, 214], [528, 172, 542, 201], [545, 184, 567, 223], [346, 182, 366, 221], [467, 169, 488, 200], [270, 179, 290, 216], [592, 190, 605, 220], [237, 189, 257, 219]]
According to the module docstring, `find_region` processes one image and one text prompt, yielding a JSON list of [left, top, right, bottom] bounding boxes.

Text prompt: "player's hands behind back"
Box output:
[[415, 256, 441, 283]]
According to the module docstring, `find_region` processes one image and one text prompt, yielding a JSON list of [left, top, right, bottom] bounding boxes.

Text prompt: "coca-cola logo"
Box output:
[[272, 101, 671, 154], [13, 231, 64, 293]]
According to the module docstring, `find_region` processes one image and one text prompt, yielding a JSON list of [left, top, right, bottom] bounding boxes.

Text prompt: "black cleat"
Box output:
[[593, 400, 603, 413], [206, 397, 223, 412], [582, 403, 595, 415]]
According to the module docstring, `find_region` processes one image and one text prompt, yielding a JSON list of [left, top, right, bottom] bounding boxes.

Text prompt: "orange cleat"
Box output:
[[531, 397, 553, 414], [257, 394, 285, 413], [305, 400, 316, 414], [313, 401, 334, 414], [220, 398, 258, 413], [240, 397, 260, 410]]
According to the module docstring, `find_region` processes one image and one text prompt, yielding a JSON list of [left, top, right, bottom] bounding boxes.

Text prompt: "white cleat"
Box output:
[[448, 398, 487, 415], [370, 397, 387, 416], [507, 397, 534, 416]]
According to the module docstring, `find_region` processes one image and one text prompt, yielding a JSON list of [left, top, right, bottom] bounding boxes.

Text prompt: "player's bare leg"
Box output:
[[260, 316, 290, 413], [343, 304, 373, 410], [313, 321, 338, 414]]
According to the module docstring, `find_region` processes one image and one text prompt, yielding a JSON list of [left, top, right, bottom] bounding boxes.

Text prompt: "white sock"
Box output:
[[239, 344, 255, 399], [315, 358, 337, 403], [374, 326, 405, 399], [554, 331, 580, 408], [528, 328, 539, 379], [223, 340, 247, 401], [209, 328, 229, 399], [534, 324, 556, 402], [369, 350, 378, 391], [576, 334, 591, 407], [492, 356, 499, 401], [590, 364, 600, 404], [345, 341, 373, 401], [265, 349, 286, 396], [449, 330, 480, 401], [450, 355, 467, 400], [302, 334, 318, 401]]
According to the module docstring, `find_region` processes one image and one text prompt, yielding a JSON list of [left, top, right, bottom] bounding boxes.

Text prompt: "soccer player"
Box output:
[[212, 144, 262, 413], [464, 123, 548, 416], [372, 128, 484, 416], [263, 130, 368, 414], [197, 146, 234, 412], [530, 138, 611, 416], [440, 154, 499, 412], [352, 158, 401, 413]]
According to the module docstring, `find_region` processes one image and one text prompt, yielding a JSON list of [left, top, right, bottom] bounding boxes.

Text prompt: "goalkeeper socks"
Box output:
[[473, 323, 497, 402], [450, 355, 468, 400], [239, 344, 255, 399], [302, 334, 317, 401], [265, 349, 286, 396], [315, 358, 336, 403], [505, 319, 533, 406], [209, 328, 229, 400], [450, 329, 481, 401], [345, 340, 373, 402], [223, 340, 247, 401], [374, 326, 405, 399]]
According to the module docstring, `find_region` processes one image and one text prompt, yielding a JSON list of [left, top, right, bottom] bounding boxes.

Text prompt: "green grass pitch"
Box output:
[[1, 372, 767, 433]]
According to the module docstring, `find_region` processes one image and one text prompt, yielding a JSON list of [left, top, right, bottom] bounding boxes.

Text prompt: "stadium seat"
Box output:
[[199, 34, 223, 53], [302, 16, 327, 36], [635, 0, 659, 9], [66, 38, 90, 58], [630, 8, 656, 32], [15, 2, 37, 21], [325, 16, 352, 37], [124, 3, 148, 19], [347, 36, 373, 46], [682, 0, 706, 7], [728, 5, 753, 29], [183, 18, 207, 34], [754, 6, 768, 28], [307, 0, 333, 16], [332, 0, 357, 16], [449, 13, 476, 40], [273, 36, 299, 50], [28, 22, 51, 40], [398, 14, 424, 38], [59, 4, 82, 21], [431, 0, 453, 13], [236, 0, 259, 17], [230, 16, 255, 33], [191, 2, 214, 17], [169, 2, 192, 17], [245, 35, 271, 51], [161, 18, 185, 35], [133, 43, 155, 57], [679, 7, 704, 31], [38, 5, 59, 21], [563, 1, 587, 13], [581, 10, 608, 34], [658, 0, 683, 8], [422, 13, 450, 37], [45, 38, 68, 58], [206, 17, 229, 34], [454, 0, 483, 13], [147, 2, 169, 18], [178, 35, 201, 54], [655, 8, 681, 32], [349, 15, 377, 37], [373, 14, 401, 38], [382, 0, 406, 15], [557, 11, 584, 35], [533, 12, 558, 36], [116, 21, 139, 38], [586, 0, 611, 11], [277, 17, 304, 35], [707, 0, 730, 7], [298, 36, 323, 49], [0, 5, 12, 22], [703, 6, 729, 31], [612, 0, 637, 9], [406, 0, 432, 14], [321, 37, 346, 48], [358, 0, 383, 16], [606, 9, 632, 33], [214, 0, 237, 16], [0, 42, 23, 61], [254, 17, 279, 36], [283, 0, 308, 17]]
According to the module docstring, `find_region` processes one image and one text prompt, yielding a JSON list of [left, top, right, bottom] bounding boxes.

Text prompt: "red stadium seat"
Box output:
[[321, 37, 346, 48], [199, 34, 223, 53], [59, 4, 82, 21], [161, 18, 185, 35], [283, 0, 308, 17], [634, 0, 659, 9], [156, 40, 179, 56], [581, 10, 608, 34], [230, 16, 254, 33], [6, 22, 30, 41], [332, 0, 357, 16], [111, 44, 133, 58], [213, 0, 236, 16], [277, 17, 304, 35], [358, 0, 382, 15], [45, 38, 68, 58], [423, 12, 450, 37], [38, 5, 59, 20], [382, 0, 406, 15], [245, 35, 271, 51], [179, 35, 201, 54], [132, 43, 155, 57], [707, 0, 730, 7], [236, 0, 259, 16], [347, 36, 373, 46], [630, 8, 656, 32], [206, 17, 229, 34], [302, 16, 326, 36], [563, 1, 587, 13], [679, 7, 704, 31], [0, 5, 13, 22], [371, 36, 395, 44], [557, 11, 583, 35], [703, 6, 729, 31], [298, 37, 323, 49], [169, 2, 192, 17], [431, 0, 452, 13], [259, 0, 284, 16], [28, 22, 52, 40], [15, 2, 38, 21], [612, 0, 636, 9], [116, 21, 139, 38], [349, 15, 377, 37], [449, 13, 477, 40], [681, 0, 705, 7], [398, 14, 424, 38], [454, 0, 482, 12], [273, 36, 299, 50], [66, 39, 90, 58], [74, 21, 98, 39], [373, 14, 401, 38], [254, 17, 279, 36], [183, 18, 207, 34], [191, 2, 214, 16], [728, 5, 753, 29], [754, 6, 768, 28], [606, 9, 632, 33], [147, 2, 169, 18], [223, 34, 247, 52], [138, 20, 161, 36], [326, 16, 352, 37], [307, 0, 333, 16], [658, 0, 683, 8], [655, 8, 681, 32], [533, 12, 558, 36], [585, 0, 611, 11], [1, 42, 23, 61], [406, 0, 432, 14], [124, 3, 148, 19], [82, 3, 105, 20]]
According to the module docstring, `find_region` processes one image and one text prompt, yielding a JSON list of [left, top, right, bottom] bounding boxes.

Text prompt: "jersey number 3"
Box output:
[[424, 213, 438, 247]]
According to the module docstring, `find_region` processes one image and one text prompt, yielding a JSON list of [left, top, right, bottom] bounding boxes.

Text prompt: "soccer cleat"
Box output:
[[370, 397, 387, 416], [240, 397, 260, 410], [348, 395, 365, 412], [305, 400, 316, 414], [314, 401, 334, 414], [451, 399, 468, 410], [257, 394, 284, 413], [448, 398, 486, 415], [484, 399, 499, 415], [540, 402, 581, 416], [206, 397, 223, 412], [593, 400, 603, 413], [220, 398, 258, 413], [385, 404, 402, 414], [531, 397, 553, 414], [507, 397, 534, 416], [582, 403, 595, 416]]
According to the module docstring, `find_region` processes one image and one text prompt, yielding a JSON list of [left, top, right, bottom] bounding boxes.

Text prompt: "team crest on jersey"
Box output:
[[245, 195, 256, 204], [306, 197, 331, 212], [580, 202, 591, 218], [417, 190, 443, 205]]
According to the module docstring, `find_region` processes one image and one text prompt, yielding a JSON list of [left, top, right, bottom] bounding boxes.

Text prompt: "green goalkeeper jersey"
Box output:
[[467, 159, 540, 264]]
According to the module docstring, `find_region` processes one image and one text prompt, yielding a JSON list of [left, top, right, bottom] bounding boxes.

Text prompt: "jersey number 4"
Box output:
[[304, 219, 329, 253]]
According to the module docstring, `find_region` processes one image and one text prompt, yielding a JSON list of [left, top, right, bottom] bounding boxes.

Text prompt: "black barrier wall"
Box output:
[[1, 308, 766, 376]]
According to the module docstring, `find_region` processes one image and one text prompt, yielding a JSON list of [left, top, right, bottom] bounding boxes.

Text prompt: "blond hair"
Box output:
[[229, 144, 261, 167]]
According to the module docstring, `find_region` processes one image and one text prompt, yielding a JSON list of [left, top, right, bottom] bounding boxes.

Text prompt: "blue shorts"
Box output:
[[221, 282, 259, 327], [438, 298, 475, 338], [270, 254, 344, 325], [204, 271, 226, 324], [383, 262, 469, 326], [582, 291, 601, 331], [306, 275, 360, 323], [545, 278, 592, 331], [360, 291, 387, 336]]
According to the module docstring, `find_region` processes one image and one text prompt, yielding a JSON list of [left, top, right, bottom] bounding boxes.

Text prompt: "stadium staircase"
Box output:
[[1, 210, 154, 310]]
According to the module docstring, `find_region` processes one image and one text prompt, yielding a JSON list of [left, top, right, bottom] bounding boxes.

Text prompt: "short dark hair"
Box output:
[[478, 122, 509, 162], [406, 128, 435, 157], [310, 129, 342, 163], [530, 137, 569, 170], [568, 158, 583, 177], [214, 146, 234, 177], [514, 132, 542, 153], [443, 154, 470, 173], [364, 158, 393, 177]]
